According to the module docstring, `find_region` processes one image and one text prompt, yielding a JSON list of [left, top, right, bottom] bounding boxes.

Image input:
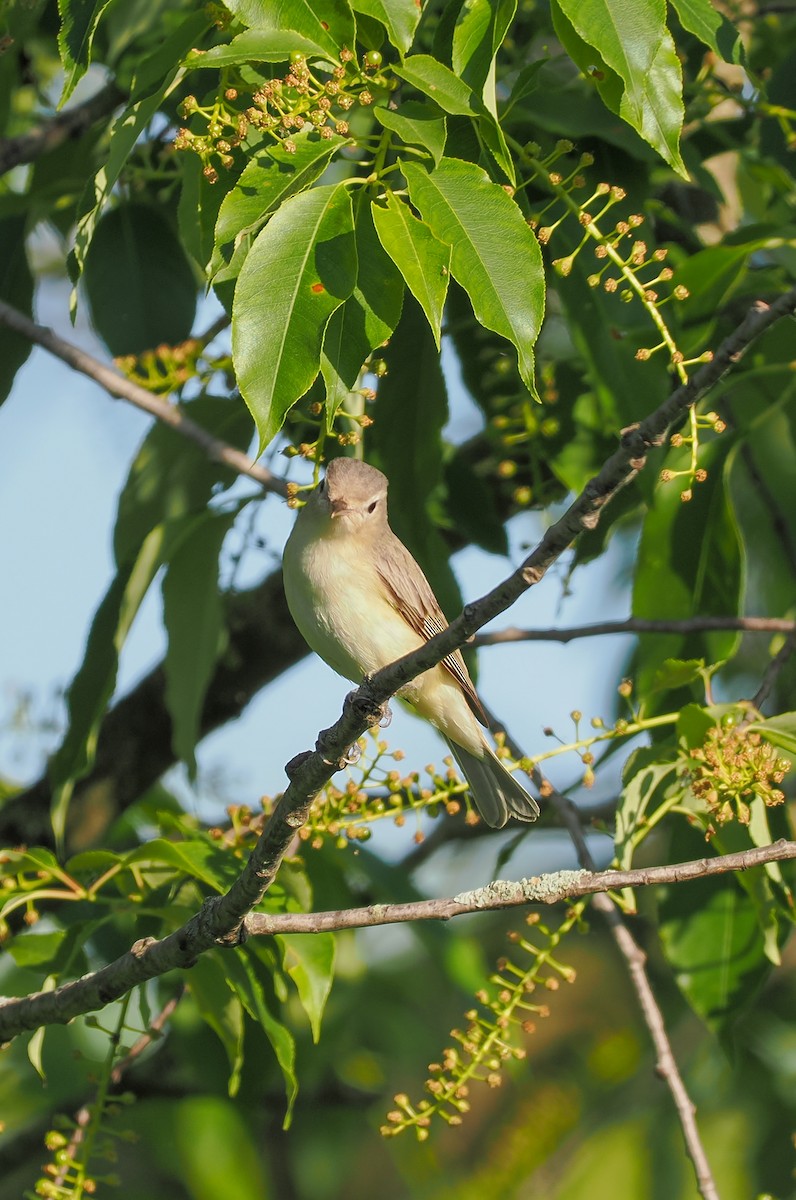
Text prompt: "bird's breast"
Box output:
[[283, 522, 423, 683]]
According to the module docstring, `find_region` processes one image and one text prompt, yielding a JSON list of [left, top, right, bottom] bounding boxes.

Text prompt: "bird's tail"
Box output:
[[444, 739, 540, 829]]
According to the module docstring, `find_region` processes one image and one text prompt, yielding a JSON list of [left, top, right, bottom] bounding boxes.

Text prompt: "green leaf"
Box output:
[[114, 394, 251, 562], [8, 930, 70, 968], [27, 1020, 48, 1080], [178, 154, 228, 273], [676, 702, 741, 749], [0, 215, 34, 407], [226, 948, 298, 1125], [83, 203, 197, 355], [8, 919, 101, 975], [615, 748, 678, 889], [374, 102, 447, 166], [186, 28, 336, 68], [394, 53, 515, 181], [224, 0, 355, 56], [403, 157, 544, 398], [553, 255, 668, 429], [320, 197, 404, 427], [232, 183, 357, 452], [278, 932, 336, 1042], [72, 10, 210, 279], [189, 954, 246, 1096], [658, 822, 774, 1035], [670, 0, 740, 60], [125, 837, 237, 890], [353, 0, 421, 54], [64, 849, 122, 875], [649, 657, 705, 696], [163, 511, 237, 778], [452, 0, 516, 96], [371, 193, 448, 349], [48, 529, 169, 848], [553, 0, 686, 176], [748, 712, 796, 757], [394, 53, 477, 116], [502, 60, 545, 115], [632, 442, 743, 701], [212, 132, 347, 275], [167, 1096, 270, 1200], [57, 0, 114, 105]]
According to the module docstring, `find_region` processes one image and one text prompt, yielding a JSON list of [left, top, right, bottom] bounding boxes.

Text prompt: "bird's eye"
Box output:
[[318, 479, 326, 493], [367, 500, 378, 513]]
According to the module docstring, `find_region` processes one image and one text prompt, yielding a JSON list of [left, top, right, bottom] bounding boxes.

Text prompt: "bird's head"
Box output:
[[307, 457, 389, 538]]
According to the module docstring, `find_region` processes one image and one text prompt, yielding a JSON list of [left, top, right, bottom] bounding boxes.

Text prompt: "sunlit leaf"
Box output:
[[353, 0, 420, 54], [279, 932, 336, 1042], [374, 102, 447, 165], [232, 183, 357, 451], [371, 193, 449, 347], [320, 196, 404, 427], [57, 0, 115, 105], [163, 510, 237, 777], [403, 157, 544, 396]]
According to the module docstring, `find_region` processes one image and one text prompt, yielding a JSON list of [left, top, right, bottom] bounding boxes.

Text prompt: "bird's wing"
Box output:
[[375, 534, 487, 726]]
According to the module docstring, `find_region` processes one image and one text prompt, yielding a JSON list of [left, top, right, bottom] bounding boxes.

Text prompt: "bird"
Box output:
[[282, 456, 539, 828]]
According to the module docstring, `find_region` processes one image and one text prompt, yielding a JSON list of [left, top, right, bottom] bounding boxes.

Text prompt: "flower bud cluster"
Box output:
[[115, 337, 226, 395], [686, 724, 790, 830], [174, 47, 391, 177]]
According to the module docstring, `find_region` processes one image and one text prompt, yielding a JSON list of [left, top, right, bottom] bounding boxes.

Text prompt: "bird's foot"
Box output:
[[314, 726, 362, 770], [341, 740, 362, 767], [343, 686, 389, 730]]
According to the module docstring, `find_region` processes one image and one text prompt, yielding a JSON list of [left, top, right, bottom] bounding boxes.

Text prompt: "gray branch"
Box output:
[[0, 81, 125, 177], [0, 299, 286, 497], [474, 615, 796, 646], [243, 841, 796, 933]]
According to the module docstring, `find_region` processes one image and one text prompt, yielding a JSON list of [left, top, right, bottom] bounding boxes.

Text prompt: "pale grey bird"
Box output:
[[282, 457, 539, 828]]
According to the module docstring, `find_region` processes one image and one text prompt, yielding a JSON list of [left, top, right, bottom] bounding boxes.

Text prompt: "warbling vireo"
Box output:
[[282, 457, 539, 828]]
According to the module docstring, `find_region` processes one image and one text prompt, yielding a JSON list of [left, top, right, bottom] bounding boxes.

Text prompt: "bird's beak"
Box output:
[[329, 500, 349, 518]]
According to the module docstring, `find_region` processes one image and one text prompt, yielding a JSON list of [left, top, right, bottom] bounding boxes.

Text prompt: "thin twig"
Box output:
[[0, 299, 287, 497], [195, 311, 232, 347], [1, 288, 794, 1044], [242, 841, 796, 934], [752, 629, 796, 711], [0, 81, 125, 177], [51, 989, 185, 1190], [487, 703, 723, 1200], [474, 615, 796, 647]]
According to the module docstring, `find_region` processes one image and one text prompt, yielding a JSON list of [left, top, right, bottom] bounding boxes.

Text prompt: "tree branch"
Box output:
[[474, 615, 796, 647], [0, 298, 286, 497], [751, 629, 796, 711], [0, 81, 125, 177], [242, 841, 796, 933], [2, 839, 792, 1043], [2, 288, 794, 1055]]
